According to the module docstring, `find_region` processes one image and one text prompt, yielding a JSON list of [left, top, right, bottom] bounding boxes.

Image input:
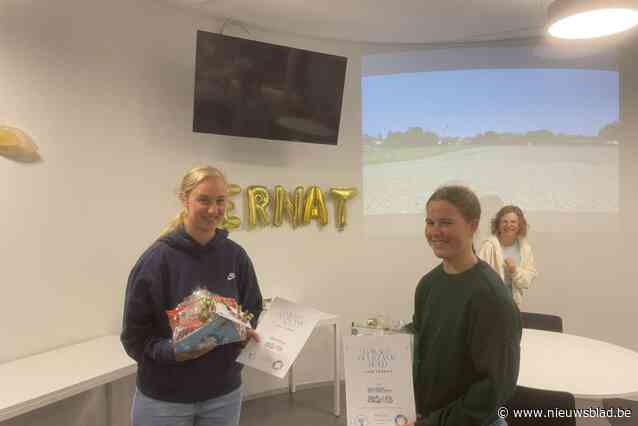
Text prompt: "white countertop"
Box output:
[[0, 335, 136, 421]]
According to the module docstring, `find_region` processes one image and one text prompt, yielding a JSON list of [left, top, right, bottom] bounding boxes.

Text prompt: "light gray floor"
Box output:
[[240, 384, 635, 426], [241, 384, 347, 426]]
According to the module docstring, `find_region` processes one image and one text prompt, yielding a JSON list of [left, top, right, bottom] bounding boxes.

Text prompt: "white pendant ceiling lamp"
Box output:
[[547, 0, 638, 39]]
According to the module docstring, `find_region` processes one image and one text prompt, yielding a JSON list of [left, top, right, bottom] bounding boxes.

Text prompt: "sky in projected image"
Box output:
[[362, 69, 619, 216]]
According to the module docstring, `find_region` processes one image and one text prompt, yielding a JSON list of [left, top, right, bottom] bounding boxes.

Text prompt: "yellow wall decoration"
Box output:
[[329, 187, 358, 230], [222, 184, 242, 231], [0, 126, 41, 163], [273, 185, 304, 228], [302, 186, 329, 226], [221, 185, 358, 231], [246, 185, 272, 228]]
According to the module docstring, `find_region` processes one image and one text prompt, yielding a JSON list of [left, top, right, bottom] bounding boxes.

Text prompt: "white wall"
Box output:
[[0, 0, 372, 424], [527, 35, 638, 347], [1, 0, 638, 424], [0, 0, 368, 360]]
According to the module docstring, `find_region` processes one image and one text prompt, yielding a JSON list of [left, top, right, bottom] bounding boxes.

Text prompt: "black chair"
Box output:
[[521, 312, 563, 333], [505, 386, 576, 426], [602, 398, 638, 425]]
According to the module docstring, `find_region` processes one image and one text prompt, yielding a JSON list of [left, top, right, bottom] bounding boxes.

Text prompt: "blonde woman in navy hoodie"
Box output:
[[121, 166, 263, 426]]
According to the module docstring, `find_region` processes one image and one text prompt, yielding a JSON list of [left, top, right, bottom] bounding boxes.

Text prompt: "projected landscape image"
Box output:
[[362, 69, 620, 215]]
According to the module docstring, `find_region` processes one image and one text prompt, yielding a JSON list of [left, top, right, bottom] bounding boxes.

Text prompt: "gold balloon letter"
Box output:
[[0, 126, 41, 163], [302, 186, 328, 226], [246, 185, 271, 228], [273, 185, 304, 228], [329, 187, 358, 231], [221, 184, 242, 231]]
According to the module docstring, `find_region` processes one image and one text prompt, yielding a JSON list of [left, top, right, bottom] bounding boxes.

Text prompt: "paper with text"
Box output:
[[237, 297, 322, 378], [344, 334, 416, 426]]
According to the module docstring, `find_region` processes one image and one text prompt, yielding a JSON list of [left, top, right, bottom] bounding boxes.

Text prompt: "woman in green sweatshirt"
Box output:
[[409, 185, 521, 426]]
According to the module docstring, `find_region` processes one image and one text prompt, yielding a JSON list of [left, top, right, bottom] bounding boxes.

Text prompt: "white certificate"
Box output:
[[236, 297, 322, 378], [344, 334, 416, 426]]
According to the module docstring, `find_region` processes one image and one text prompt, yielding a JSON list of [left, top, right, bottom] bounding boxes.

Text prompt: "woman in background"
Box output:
[[478, 205, 537, 310], [121, 165, 262, 426], [409, 185, 520, 426]]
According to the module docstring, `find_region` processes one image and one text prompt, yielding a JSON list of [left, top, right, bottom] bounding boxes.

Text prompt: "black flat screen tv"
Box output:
[[193, 30, 347, 145]]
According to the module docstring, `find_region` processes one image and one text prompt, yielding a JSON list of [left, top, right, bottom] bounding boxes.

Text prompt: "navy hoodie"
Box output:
[[121, 226, 263, 403]]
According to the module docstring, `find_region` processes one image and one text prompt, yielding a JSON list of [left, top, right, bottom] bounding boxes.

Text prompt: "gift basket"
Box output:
[[166, 288, 254, 354], [351, 315, 412, 336]]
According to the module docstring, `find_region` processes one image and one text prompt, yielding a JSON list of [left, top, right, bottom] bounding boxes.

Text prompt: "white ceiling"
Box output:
[[167, 0, 553, 44]]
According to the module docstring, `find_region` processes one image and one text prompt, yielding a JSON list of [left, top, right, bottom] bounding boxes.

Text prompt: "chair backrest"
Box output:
[[521, 312, 563, 333], [602, 398, 638, 425], [505, 386, 576, 426]]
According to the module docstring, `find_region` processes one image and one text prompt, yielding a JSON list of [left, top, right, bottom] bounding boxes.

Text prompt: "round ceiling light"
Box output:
[[548, 0, 638, 39]]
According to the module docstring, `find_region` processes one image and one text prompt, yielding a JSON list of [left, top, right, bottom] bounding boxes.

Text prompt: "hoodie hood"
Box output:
[[159, 226, 229, 255]]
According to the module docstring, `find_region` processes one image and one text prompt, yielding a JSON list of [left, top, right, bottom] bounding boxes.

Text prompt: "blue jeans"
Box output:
[[131, 386, 242, 426]]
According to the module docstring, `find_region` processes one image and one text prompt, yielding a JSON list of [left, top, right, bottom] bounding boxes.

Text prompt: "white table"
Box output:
[[519, 329, 638, 398], [0, 335, 136, 423], [288, 311, 341, 416]]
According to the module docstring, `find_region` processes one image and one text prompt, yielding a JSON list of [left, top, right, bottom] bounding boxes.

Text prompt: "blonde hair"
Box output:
[[161, 166, 227, 236], [490, 205, 528, 238]]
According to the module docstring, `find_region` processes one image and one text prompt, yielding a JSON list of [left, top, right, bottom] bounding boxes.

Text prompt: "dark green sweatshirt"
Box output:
[[413, 260, 521, 426]]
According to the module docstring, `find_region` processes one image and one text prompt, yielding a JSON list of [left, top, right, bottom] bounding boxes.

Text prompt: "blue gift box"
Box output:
[[173, 308, 250, 353]]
